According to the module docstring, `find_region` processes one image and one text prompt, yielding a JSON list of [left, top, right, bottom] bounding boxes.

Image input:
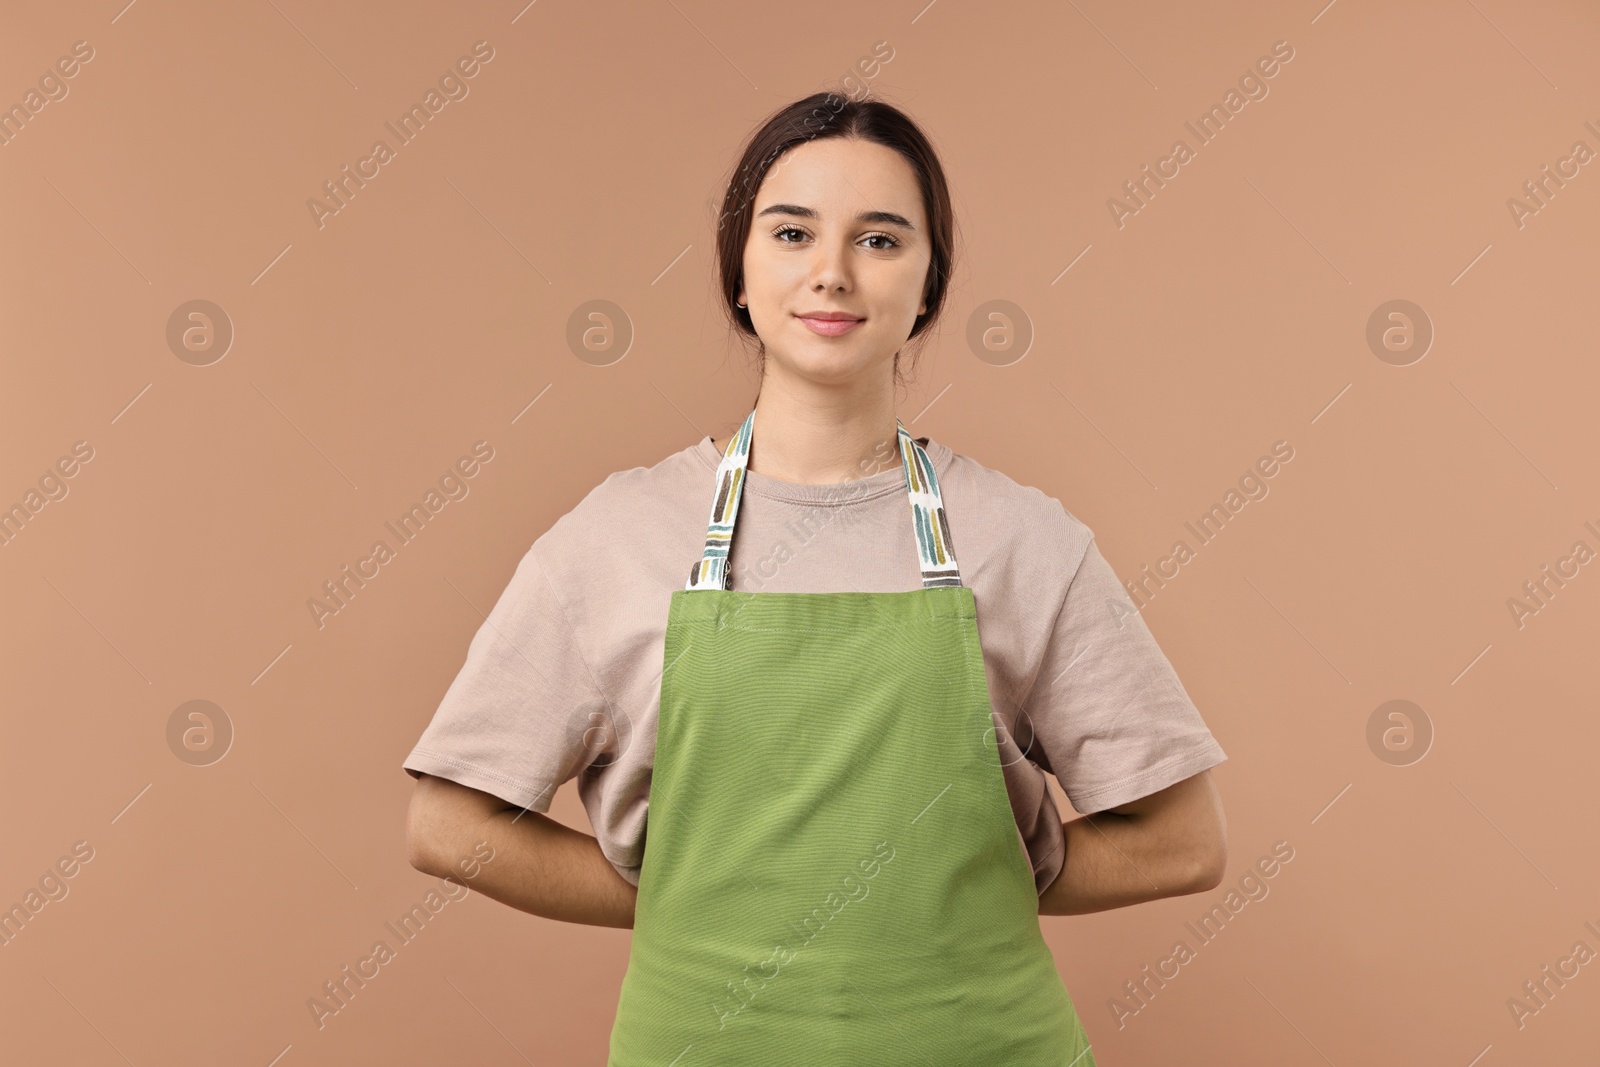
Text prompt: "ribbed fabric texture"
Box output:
[[607, 586, 1096, 1065]]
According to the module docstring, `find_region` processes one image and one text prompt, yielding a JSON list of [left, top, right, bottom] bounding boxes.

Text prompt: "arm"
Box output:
[[406, 772, 638, 929], [1038, 769, 1227, 916]]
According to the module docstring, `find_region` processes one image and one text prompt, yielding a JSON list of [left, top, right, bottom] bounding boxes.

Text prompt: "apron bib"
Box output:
[[607, 410, 1096, 1066]]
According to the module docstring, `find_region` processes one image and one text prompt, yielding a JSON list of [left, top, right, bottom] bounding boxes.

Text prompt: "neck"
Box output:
[[742, 377, 902, 486]]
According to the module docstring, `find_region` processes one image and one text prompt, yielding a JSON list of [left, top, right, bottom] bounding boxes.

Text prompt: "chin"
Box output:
[[770, 352, 888, 386]]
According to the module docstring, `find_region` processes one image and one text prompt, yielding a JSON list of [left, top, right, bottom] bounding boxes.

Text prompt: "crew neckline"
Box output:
[[693, 433, 955, 506]]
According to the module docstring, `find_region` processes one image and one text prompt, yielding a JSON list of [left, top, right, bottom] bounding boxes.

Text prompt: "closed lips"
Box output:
[[797, 313, 866, 335]]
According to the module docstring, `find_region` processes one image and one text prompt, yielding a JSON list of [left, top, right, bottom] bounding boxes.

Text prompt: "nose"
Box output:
[[807, 235, 854, 294]]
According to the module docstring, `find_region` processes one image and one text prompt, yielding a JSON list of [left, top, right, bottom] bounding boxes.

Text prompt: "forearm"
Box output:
[[1037, 811, 1207, 916], [471, 808, 638, 928], [411, 782, 638, 929]]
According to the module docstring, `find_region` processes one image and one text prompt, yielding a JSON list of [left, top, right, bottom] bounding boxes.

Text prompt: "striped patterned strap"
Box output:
[[686, 409, 962, 591]]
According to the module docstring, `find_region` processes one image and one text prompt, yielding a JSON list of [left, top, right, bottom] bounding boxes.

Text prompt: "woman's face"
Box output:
[[738, 137, 931, 388]]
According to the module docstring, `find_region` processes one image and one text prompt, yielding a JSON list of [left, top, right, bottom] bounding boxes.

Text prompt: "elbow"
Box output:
[[1182, 785, 1229, 893], [1182, 825, 1229, 893], [1185, 847, 1227, 893], [405, 813, 442, 877], [405, 777, 452, 877], [406, 830, 440, 877], [406, 773, 514, 879]]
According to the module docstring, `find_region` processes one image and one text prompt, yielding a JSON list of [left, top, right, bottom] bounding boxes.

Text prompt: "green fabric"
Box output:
[[607, 586, 1096, 1065]]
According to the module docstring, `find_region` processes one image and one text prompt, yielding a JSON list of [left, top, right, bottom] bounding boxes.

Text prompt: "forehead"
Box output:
[[753, 137, 925, 228]]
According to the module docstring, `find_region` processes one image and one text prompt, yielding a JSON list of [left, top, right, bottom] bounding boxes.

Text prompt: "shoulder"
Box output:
[[929, 442, 1104, 703], [529, 438, 711, 602], [933, 442, 1095, 580], [541, 439, 708, 541]]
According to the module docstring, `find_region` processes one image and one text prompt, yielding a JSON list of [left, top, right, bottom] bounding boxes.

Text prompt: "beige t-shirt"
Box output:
[[402, 433, 1227, 895]]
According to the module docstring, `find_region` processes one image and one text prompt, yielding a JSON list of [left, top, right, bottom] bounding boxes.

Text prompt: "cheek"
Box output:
[[882, 253, 928, 292], [880, 265, 929, 317], [747, 245, 808, 289]]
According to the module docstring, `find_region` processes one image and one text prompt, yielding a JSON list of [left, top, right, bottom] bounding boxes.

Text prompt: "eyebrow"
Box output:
[[754, 203, 918, 230]]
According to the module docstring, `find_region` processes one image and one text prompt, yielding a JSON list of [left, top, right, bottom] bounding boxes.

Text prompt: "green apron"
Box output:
[[607, 409, 1096, 1065]]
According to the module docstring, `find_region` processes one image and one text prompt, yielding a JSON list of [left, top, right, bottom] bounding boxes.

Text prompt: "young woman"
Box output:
[[405, 92, 1228, 1065]]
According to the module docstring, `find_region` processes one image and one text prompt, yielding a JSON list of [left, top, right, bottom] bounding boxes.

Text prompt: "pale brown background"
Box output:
[[3, 0, 1598, 1063]]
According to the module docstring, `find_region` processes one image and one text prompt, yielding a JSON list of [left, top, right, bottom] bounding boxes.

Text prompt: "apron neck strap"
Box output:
[[687, 409, 962, 591]]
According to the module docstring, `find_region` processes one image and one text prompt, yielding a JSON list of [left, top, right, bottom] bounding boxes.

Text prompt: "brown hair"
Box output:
[[713, 92, 958, 387]]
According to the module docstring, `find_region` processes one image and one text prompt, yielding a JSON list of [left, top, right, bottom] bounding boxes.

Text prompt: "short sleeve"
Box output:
[[401, 542, 615, 814], [1027, 536, 1227, 814]]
